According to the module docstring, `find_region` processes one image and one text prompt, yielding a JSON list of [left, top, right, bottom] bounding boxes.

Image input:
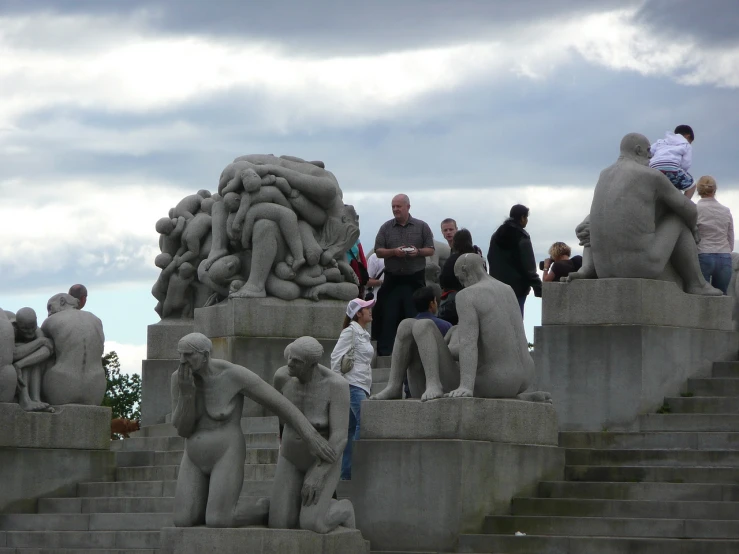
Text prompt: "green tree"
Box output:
[[102, 351, 142, 420]]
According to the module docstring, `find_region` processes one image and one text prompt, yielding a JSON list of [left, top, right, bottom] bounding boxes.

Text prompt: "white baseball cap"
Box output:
[[346, 297, 376, 319]]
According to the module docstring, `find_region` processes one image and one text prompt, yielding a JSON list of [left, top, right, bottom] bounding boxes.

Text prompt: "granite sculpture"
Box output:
[[12, 307, 54, 410], [41, 293, 106, 406], [153, 155, 361, 319], [270, 337, 355, 533], [565, 133, 722, 296], [170, 333, 338, 528], [373, 254, 551, 402]]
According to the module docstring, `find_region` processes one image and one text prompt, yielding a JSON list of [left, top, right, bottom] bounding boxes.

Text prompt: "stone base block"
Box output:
[[0, 403, 111, 450], [534, 324, 739, 432], [350, 399, 564, 552], [362, 398, 558, 445], [542, 279, 733, 330], [195, 297, 347, 340], [147, 320, 195, 359], [141, 359, 179, 426], [159, 527, 369, 554]]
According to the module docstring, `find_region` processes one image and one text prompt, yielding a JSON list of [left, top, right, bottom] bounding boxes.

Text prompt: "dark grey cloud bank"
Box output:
[[634, 0, 739, 46]]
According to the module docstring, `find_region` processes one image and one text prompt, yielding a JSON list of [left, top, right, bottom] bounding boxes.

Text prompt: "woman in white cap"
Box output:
[[331, 297, 375, 480]]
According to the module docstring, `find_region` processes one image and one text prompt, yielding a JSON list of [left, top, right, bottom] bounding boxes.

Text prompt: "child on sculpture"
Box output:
[[649, 125, 695, 198]]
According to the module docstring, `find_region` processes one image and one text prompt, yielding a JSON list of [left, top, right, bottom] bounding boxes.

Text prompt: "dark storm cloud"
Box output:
[[634, 0, 739, 46], [2, 0, 634, 54]]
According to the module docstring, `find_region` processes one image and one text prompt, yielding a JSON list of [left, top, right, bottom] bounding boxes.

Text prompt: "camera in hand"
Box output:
[[539, 258, 553, 271]]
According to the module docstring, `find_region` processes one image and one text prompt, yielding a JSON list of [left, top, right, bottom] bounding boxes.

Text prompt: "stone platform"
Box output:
[[350, 398, 563, 552], [535, 279, 739, 432], [0, 403, 114, 513], [159, 527, 369, 554]]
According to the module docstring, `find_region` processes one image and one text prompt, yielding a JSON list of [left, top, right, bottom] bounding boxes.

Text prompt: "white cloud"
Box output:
[[104, 340, 146, 376]]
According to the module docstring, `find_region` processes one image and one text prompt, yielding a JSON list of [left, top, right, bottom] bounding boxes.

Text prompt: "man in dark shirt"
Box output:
[[374, 194, 435, 356], [413, 286, 452, 337]]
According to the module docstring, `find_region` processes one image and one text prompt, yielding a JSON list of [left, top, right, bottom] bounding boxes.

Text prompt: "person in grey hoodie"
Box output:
[[650, 124, 695, 198]]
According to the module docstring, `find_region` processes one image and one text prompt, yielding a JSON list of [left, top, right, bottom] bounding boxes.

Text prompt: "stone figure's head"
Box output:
[[284, 336, 324, 383], [177, 332, 212, 373], [14, 307, 38, 341], [210, 255, 241, 280], [156, 217, 175, 235], [241, 168, 262, 193], [454, 253, 486, 288], [197, 189, 212, 199], [178, 262, 196, 279], [619, 133, 652, 166], [425, 262, 441, 284], [47, 293, 78, 316], [200, 197, 215, 215], [68, 284, 88, 309], [155, 253, 173, 270], [342, 204, 360, 226], [697, 175, 717, 198], [391, 194, 411, 223], [223, 192, 241, 213]]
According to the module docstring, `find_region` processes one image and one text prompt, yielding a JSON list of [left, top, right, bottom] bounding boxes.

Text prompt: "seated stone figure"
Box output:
[[373, 254, 551, 402], [566, 133, 721, 296], [0, 310, 16, 403], [171, 333, 337, 528], [270, 337, 355, 533], [41, 293, 106, 406], [12, 308, 54, 409]]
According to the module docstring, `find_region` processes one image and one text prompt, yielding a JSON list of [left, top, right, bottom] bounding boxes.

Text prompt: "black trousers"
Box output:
[[373, 270, 426, 356]]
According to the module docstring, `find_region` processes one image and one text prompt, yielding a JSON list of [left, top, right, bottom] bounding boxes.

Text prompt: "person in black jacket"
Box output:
[[487, 204, 542, 316]]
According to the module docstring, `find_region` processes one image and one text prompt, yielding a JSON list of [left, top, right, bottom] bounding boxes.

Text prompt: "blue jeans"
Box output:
[[341, 385, 368, 480], [698, 253, 732, 295]]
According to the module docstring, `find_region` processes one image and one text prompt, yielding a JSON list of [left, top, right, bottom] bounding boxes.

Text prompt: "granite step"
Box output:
[[688, 378, 739, 397], [484, 514, 739, 538], [0, 549, 156, 554], [457, 534, 739, 553], [639, 414, 739, 432], [1, 530, 159, 549], [131, 416, 279, 438], [115, 446, 278, 467], [665, 397, 739, 414], [115, 463, 276, 482], [510, 497, 739, 519], [712, 361, 739, 378], [371, 366, 391, 382], [0, 513, 172, 531], [375, 356, 392, 369], [111, 431, 278, 452], [559, 431, 739, 450], [77, 479, 272, 498], [565, 448, 739, 467], [564, 464, 739, 483], [38, 495, 267, 515], [538, 481, 739, 501]]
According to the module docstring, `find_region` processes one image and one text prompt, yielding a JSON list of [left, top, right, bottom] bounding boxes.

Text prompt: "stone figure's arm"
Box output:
[[451, 293, 479, 397], [301, 378, 349, 506], [238, 367, 337, 464], [251, 186, 292, 210], [246, 164, 338, 209], [13, 344, 52, 369], [13, 336, 52, 361], [656, 176, 698, 229], [171, 364, 198, 438], [232, 192, 252, 234], [172, 216, 186, 240]]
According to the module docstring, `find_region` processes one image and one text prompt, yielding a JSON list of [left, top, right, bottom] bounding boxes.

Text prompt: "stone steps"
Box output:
[[77, 479, 273, 498], [114, 446, 278, 467], [711, 361, 739, 377], [115, 462, 276, 482], [538, 481, 739, 501], [565, 448, 739, 466], [0, 513, 172, 531], [564, 464, 739, 482], [0, 549, 156, 554], [639, 414, 739, 432], [559, 432, 739, 450], [665, 397, 739, 414], [688, 378, 739, 396], [0, 530, 159, 550]]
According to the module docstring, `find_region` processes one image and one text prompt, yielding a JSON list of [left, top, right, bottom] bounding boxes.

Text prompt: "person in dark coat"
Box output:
[[487, 204, 542, 316]]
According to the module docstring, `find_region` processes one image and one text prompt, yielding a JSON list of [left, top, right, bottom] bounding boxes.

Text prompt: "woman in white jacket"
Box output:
[[331, 297, 375, 480]]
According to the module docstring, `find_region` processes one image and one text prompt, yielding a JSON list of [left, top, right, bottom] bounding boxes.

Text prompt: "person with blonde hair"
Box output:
[[542, 242, 582, 282], [696, 175, 734, 294]]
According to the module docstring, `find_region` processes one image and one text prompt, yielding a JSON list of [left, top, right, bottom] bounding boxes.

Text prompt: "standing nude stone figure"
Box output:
[[41, 293, 106, 406], [373, 254, 551, 402], [170, 333, 337, 528], [566, 133, 721, 296], [270, 337, 355, 533], [12, 308, 54, 410]]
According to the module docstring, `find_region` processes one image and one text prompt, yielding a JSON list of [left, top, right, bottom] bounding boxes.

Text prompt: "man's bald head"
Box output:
[[391, 194, 411, 224], [69, 284, 88, 309], [619, 133, 652, 166]]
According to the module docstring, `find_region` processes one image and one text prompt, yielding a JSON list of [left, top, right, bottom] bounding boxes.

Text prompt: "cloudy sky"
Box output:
[[1, 0, 738, 375]]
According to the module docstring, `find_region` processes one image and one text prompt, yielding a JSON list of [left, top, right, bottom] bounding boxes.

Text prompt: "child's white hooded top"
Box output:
[[649, 131, 692, 172]]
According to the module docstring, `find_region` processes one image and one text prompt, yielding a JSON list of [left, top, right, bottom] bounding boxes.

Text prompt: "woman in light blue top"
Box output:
[[331, 297, 375, 480]]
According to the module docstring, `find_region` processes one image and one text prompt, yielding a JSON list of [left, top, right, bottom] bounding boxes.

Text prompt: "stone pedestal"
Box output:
[[0, 403, 114, 513], [535, 279, 739, 432], [350, 398, 563, 552], [141, 320, 194, 426], [159, 527, 369, 554]]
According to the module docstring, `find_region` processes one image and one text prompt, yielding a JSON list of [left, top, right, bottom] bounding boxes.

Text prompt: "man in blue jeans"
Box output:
[[696, 176, 734, 294]]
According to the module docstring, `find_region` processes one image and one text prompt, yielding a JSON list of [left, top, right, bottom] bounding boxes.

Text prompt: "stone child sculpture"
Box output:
[[566, 133, 721, 296], [170, 333, 337, 528], [270, 337, 356, 533], [41, 293, 106, 406], [373, 254, 551, 402], [12, 307, 54, 409]]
